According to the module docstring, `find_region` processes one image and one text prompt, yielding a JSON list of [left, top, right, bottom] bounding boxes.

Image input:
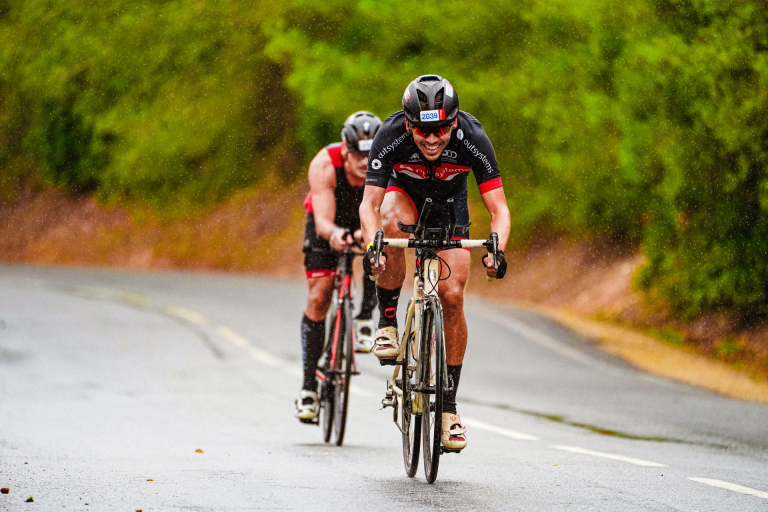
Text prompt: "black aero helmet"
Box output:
[[402, 74, 459, 127], [341, 111, 382, 153]]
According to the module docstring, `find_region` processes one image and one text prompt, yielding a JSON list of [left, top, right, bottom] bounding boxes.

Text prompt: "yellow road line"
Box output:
[[217, 326, 249, 348], [248, 347, 282, 367], [166, 306, 209, 326]]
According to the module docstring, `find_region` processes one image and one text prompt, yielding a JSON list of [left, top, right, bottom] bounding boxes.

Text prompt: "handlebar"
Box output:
[[380, 238, 490, 250], [368, 197, 503, 282]]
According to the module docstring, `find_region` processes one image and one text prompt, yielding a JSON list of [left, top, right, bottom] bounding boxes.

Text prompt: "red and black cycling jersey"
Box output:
[[303, 143, 364, 230], [303, 143, 364, 278], [365, 110, 503, 198]]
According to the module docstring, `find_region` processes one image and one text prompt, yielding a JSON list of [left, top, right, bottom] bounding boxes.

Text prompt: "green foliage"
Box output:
[[267, 0, 768, 319], [2, 0, 768, 319], [715, 337, 745, 358], [646, 327, 686, 348], [0, 0, 298, 213]]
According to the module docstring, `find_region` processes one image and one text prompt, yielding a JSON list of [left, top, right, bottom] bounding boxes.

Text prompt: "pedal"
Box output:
[[299, 418, 319, 426], [440, 446, 461, 454], [378, 358, 401, 366], [381, 381, 396, 409]]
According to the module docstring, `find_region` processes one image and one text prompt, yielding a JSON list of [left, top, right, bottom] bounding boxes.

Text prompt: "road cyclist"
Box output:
[[371, 199, 504, 481], [295, 111, 383, 425], [359, 75, 511, 459]]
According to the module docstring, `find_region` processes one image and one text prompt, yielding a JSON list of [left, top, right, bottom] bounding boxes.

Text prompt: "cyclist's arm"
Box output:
[[480, 186, 510, 253], [307, 150, 338, 241], [360, 185, 386, 246]]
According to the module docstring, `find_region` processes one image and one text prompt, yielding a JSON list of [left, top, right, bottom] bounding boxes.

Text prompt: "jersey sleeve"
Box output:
[[460, 114, 503, 194], [366, 112, 409, 188]]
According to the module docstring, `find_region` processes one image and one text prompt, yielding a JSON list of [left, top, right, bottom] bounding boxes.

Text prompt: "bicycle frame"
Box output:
[[386, 254, 444, 430], [317, 251, 358, 381]]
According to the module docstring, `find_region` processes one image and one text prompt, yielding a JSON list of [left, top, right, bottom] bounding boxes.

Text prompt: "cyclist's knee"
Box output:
[[306, 299, 330, 321], [306, 279, 334, 319], [381, 213, 406, 238], [440, 287, 465, 310], [381, 197, 415, 237]]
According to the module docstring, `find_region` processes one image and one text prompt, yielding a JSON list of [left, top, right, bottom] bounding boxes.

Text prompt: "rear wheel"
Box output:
[[402, 324, 421, 477], [333, 295, 353, 446], [421, 297, 445, 484]]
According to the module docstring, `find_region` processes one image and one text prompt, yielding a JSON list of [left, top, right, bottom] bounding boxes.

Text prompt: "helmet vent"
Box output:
[[417, 90, 429, 110], [434, 89, 444, 109]]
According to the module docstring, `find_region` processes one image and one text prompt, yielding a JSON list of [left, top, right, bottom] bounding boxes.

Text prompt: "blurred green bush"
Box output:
[[0, 0, 299, 215], [2, 0, 768, 320]]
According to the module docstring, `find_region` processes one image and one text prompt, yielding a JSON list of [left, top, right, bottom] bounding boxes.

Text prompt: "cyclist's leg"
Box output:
[[355, 275, 378, 320], [354, 276, 377, 352], [435, 248, 470, 449], [297, 214, 336, 420], [435, 193, 471, 449], [437, 248, 470, 367], [371, 187, 416, 357]]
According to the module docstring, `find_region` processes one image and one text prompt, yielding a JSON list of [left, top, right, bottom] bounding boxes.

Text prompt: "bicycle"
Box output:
[[307, 236, 364, 446], [372, 198, 501, 483]]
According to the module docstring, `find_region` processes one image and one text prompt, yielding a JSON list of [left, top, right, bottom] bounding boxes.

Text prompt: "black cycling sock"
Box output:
[[376, 285, 401, 329], [355, 276, 378, 320], [301, 314, 325, 391], [443, 364, 462, 414]]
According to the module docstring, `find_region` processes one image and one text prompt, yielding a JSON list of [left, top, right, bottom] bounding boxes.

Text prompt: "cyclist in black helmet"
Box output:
[[295, 111, 383, 423], [359, 76, 511, 451]]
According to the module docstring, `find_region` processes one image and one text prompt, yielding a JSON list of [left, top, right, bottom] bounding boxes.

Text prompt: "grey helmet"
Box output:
[[402, 74, 459, 127], [341, 111, 382, 153]]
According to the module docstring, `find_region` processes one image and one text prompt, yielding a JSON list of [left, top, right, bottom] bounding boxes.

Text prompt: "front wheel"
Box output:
[[421, 297, 445, 484], [402, 327, 421, 477], [333, 293, 353, 446], [320, 301, 340, 444], [320, 376, 334, 443]]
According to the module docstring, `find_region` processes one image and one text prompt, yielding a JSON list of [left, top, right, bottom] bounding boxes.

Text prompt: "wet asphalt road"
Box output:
[[1, 264, 767, 511]]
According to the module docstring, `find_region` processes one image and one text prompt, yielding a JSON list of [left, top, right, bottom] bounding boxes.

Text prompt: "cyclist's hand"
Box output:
[[329, 228, 355, 251], [363, 249, 387, 278], [483, 250, 507, 279], [353, 229, 365, 247]]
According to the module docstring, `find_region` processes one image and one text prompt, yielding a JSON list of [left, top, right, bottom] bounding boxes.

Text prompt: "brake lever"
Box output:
[[370, 230, 385, 281], [486, 231, 499, 282]]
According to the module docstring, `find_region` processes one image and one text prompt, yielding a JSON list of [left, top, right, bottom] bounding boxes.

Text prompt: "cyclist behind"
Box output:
[[360, 76, 510, 451], [295, 111, 383, 423]]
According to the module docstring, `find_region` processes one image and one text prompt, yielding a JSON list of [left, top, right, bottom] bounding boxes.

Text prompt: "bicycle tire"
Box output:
[[333, 291, 353, 446], [320, 377, 334, 443], [402, 326, 421, 477], [321, 303, 339, 443], [421, 297, 445, 484]]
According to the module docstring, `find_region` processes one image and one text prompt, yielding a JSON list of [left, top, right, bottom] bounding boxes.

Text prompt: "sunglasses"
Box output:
[[412, 124, 452, 138]]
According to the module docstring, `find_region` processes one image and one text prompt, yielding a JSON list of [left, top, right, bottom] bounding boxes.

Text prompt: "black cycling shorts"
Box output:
[[303, 213, 338, 278], [385, 176, 470, 241]]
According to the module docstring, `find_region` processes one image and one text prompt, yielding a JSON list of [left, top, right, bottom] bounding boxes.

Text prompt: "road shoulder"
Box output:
[[532, 305, 768, 403]]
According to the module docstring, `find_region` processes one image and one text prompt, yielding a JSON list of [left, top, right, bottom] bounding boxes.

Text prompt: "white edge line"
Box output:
[[689, 478, 768, 499], [551, 445, 666, 467], [462, 417, 540, 440], [166, 306, 209, 326]]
